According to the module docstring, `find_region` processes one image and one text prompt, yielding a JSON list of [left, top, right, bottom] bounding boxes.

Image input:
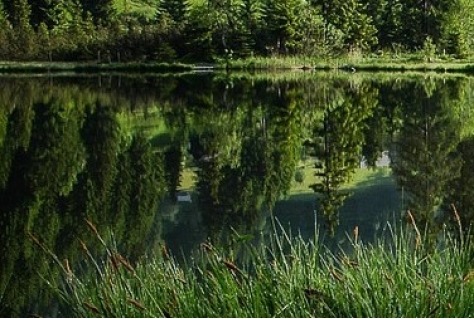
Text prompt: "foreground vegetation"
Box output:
[[35, 216, 474, 318]]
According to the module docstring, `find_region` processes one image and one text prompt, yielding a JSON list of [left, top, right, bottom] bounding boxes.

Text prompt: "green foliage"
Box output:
[[261, 0, 303, 54], [391, 78, 463, 227], [422, 36, 437, 61], [157, 0, 188, 25], [308, 80, 376, 231], [439, 0, 474, 58], [0, 0, 473, 61]]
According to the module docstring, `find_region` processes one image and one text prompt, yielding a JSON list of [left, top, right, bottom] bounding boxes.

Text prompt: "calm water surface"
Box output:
[[1, 72, 474, 316]]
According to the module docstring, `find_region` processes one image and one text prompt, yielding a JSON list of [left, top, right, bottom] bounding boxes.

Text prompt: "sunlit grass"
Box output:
[[222, 55, 474, 74], [0, 62, 193, 74], [343, 167, 393, 190], [3, 55, 474, 75], [179, 168, 196, 191], [38, 218, 474, 318], [291, 159, 393, 195]]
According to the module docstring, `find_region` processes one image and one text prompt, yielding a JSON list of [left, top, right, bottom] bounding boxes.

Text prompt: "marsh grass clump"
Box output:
[[38, 218, 474, 317]]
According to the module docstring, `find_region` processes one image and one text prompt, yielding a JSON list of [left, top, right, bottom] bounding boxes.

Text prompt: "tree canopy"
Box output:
[[0, 0, 473, 61]]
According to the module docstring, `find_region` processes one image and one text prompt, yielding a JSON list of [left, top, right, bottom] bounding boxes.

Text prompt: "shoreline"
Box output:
[[1, 58, 474, 74]]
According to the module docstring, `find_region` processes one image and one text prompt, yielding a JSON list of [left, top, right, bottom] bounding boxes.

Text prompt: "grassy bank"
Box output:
[[3, 55, 474, 74], [0, 61, 194, 74], [36, 218, 474, 318], [219, 55, 474, 74]]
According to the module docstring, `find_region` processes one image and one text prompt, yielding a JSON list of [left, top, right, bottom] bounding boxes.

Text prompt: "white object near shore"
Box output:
[[177, 192, 192, 203]]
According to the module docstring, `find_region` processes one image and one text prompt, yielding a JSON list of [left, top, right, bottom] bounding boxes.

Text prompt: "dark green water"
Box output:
[[1, 72, 474, 317]]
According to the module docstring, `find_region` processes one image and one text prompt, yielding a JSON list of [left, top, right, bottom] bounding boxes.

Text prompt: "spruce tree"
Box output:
[[0, 1, 12, 58], [157, 0, 188, 25], [10, 0, 35, 59], [262, 0, 303, 54]]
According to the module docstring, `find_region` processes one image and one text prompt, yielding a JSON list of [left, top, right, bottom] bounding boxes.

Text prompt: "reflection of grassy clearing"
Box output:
[[180, 169, 196, 191], [178, 161, 395, 198], [129, 112, 168, 139], [284, 167, 398, 218], [291, 162, 393, 195], [281, 165, 399, 244], [343, 167, 394, 190]]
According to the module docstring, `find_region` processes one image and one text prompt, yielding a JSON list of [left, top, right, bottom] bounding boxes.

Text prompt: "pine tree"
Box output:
[[236, 0, 262, 56], [0, 1, 12, 59], [262, 0, 303, 54], [83, 0, 116, 26], [10, 0, 35, 59], [439, 0, 474, 57], [366, 0, 400, 50], [157, 0, 188, 26], [312, 0, 377, 52]]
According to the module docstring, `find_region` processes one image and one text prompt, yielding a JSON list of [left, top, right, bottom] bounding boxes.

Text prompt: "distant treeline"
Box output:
[[0, 0, 473, 62]]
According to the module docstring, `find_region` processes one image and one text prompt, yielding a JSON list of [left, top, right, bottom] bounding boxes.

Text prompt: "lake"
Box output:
[[1, 71, 473, 317]]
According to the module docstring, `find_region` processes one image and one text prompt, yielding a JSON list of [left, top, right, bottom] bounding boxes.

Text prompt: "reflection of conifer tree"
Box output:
[[0, 145, 69, 317], [238, 110, 270, 216], [26, 99, 85, 198], [123, 133, 166, 259], [108, 151, 131, 232], [193, 130, 225, 240], [377, 80, 404, 141], [392, 79, 462, 227], [217, 141, 266, 232], [361, 91, 388, 168], [310, 108, 352, 233], [164, 144, 183, 201], [193, 81, 305, 240], [0, 97, 86, 317], [0, 103, 34, 192], [216, 104, 270, 228], [0, 102, 7, 149], [264, 83, 302, 206], [445, 137, 474, 228], [0, 78, 177, 317], [81, 102, 121, 221], [309, 83, 373, 233], [0, 210, 24, 317]]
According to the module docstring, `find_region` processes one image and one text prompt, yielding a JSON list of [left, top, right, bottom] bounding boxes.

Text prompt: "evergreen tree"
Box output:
[[261, 0, 303, 54], [297, 4, 326, 56], [9, 0, 35, 58], [439, 0, 474, 57], [83, 0, 116, 26], [236, 0, 262, 56], [366, 0, 404, 50], [0, 1, 12, 59], [157, 0, 188, 25], [184, 2, 215, 60]]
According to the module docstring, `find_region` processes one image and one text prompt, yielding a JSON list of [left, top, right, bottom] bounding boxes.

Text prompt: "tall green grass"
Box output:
[[221, 55, 474, 74], [36, 217, 474, 317], [0, 62, 193, 74]]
